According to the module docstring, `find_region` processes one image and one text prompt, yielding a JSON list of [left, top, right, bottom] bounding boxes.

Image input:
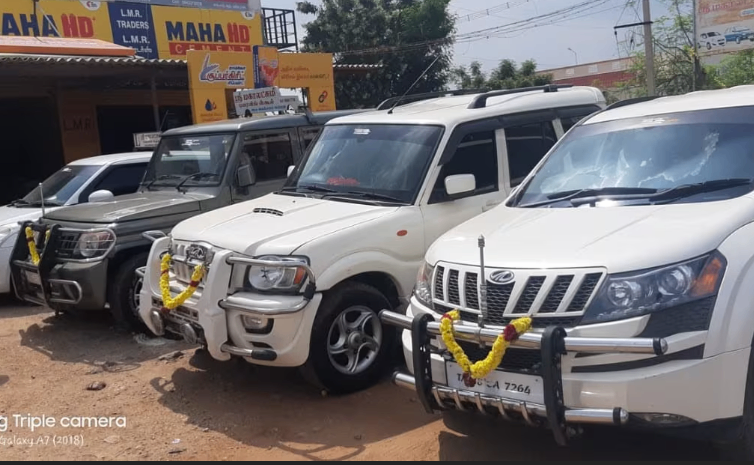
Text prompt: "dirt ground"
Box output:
[[0, 295, 728, 461]]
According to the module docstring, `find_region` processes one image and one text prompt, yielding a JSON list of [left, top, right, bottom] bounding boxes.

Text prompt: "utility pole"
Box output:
[[642, 0, 657, 96]]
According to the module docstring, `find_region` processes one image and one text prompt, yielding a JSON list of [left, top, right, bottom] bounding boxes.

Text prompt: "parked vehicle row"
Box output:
[[7, 85, 754, 458]]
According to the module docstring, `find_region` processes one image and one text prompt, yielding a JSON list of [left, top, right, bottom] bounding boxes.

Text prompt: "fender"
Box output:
[[708, 221, 754, 357], [313, 250, 422, 298]]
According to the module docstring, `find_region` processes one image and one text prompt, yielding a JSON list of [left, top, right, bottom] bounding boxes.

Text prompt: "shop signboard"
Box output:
[[697, 0, 754, 63], [233, 86, 301, 116], [133, 131, 161, 149], [0, 0, 263, 60], [99, 0, 258, 12], [186, 49, 255, 124], [252, 46, 337, 112]]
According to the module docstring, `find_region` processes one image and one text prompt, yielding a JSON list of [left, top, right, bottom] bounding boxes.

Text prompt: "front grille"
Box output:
[[432, 263, 606, 327], [170, 241, 209, 287], [54, 231, 83, 259]]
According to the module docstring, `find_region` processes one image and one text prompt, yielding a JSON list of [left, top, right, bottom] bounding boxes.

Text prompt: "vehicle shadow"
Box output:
[[17, 311, 193, 372], [0, 295, 50, 319], [437, 412, 722, 460], [0, 375, 8, 387], [150, 350, 436, 461]]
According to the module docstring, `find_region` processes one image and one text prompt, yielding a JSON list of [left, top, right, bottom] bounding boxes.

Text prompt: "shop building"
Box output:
[[538, 57, 638, 100], [0, 0, 378, 204]]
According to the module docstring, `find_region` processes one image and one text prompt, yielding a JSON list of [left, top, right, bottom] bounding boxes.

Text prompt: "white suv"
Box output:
[[382, 86, 754, 457], [139, 85, 606, 395]]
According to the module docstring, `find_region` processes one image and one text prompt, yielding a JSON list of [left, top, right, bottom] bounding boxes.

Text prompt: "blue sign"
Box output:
[[102, 0, 252, 12], [107, 3, 158, 59]]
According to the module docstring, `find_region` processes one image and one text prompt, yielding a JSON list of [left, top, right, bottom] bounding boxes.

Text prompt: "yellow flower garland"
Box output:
[[159, 253, 205, 312], [440, 310, 532, 384], [25, 227, 51, 266]]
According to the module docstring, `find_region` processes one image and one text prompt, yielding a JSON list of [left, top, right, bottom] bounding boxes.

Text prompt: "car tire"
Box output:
[[737, 37, 742, 44], [707, 42, 712, 50], [109, 252, 149, 333], [300, 282, 397, 395]]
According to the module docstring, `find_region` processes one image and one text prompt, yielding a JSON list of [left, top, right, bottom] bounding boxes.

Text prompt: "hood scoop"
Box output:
[[253, 208, 284, 217]]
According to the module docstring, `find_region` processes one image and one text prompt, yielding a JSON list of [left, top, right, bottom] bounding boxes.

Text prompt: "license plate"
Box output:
[[445, 362, 545, 405], [24, 270, 41, 286]]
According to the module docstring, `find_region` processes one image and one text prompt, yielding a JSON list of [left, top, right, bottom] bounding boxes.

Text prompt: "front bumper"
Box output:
[[9, 222, 109, 310], [0, 246, 12, 294], [380, 307, 674, 445], [139, 240, 320, 367]]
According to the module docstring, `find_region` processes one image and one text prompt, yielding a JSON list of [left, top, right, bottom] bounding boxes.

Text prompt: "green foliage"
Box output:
[[296, 0, 455, 109], [714, 49, 754, 87], [450, 59, 553, 91]]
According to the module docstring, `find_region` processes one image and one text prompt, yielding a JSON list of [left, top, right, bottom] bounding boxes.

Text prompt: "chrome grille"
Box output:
[[432, 263, 606, 327], [170, 241, 209, 287]]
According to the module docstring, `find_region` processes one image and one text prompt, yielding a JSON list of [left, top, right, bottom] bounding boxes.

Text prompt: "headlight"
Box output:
[[581, 251, 726, 324], [76, 230, 116, 259], [413, 261, 434, 309], [245, 255, 310, 293]]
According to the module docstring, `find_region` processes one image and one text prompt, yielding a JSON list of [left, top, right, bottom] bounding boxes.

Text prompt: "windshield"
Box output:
[[144, 133, 236, 187], [19, 165, 99, 207], [512, 106, 754, 208], [283, 124, 443, 204]]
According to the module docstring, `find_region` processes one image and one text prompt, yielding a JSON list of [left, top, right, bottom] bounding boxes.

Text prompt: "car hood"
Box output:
[[171, 193, 399, 256], [43, 192, 208, 224], [427, 197, 754, 274], [0, 205, 64, 228]]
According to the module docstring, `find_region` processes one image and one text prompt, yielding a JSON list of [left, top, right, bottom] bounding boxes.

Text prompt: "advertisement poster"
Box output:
[[99, 0, 256, 12], [233, 86, 300, 116], [187, 49, 255, 124], [0, 0, 263, 60], [697, 0, 754, 61], [253, 45, 280, 88]]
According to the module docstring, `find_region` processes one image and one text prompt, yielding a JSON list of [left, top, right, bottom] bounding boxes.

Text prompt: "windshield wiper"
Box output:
[[144, 174, 181, 191], [334, 191, 407, 204], [280, 184, 338, 194], [175, 172, 220, 192], [518, 187, 659, 208], [641, 178, 754, 205], [9, 198, 30, 207]]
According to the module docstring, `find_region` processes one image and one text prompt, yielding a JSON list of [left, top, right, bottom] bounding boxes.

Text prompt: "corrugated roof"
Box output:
[[0, 53, 383, 70]]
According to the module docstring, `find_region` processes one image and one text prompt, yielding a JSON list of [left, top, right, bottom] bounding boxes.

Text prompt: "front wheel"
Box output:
[[301, 282, 396, 395], [719, 345, 754, 459], [109, 252, 149, 332]]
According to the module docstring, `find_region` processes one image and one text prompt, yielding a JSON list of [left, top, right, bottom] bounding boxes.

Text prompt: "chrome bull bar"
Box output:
[[380, 310, 668, 446]]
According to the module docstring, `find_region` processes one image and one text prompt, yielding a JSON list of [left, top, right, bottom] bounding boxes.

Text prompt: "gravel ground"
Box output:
[[0, 295, 727, 461]]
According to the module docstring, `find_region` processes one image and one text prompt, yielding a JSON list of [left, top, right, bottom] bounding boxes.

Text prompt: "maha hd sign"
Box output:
[[0, 0, 263, 60]]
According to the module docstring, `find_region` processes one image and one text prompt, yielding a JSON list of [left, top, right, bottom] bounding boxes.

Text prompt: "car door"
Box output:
[[77, 161, 150, 203], [419, 126, 506, 248], [500, 118, 559, 193], [231, 128, 302, 203]]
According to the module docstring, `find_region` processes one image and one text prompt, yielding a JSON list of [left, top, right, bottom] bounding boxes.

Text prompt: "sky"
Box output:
[[269, 0, 675, 73]]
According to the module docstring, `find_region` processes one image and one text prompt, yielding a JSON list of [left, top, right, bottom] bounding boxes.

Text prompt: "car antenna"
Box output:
[[39, 183, 46, 219], [387, 54, 442, 115]]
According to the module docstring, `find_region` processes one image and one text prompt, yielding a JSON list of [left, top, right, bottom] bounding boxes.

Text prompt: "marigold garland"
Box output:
[[440, 310, 532, 387], [25, 227, 51, 266], [159, 253, 205, 313]]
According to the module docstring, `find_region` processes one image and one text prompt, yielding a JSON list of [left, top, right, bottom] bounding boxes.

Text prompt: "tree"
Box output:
[[714, 49, 754, 87], [450, 59, 553, 90], [296, 0, 455, 109], [623, 0, 713, 96]]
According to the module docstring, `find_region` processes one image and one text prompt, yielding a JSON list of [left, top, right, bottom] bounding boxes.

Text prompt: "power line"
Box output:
[[338, 0, 614, 56], [454, 1, 532, 23]]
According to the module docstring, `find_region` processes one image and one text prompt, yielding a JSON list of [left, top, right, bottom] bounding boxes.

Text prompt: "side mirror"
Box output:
[[287, 165, 295, 177], [236, 164, 256, 187], [445, 174, 476, 199], [88, 190, 114, 203]]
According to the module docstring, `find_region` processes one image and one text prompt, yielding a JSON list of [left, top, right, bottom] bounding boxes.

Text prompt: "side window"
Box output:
[[299, 126, 322, 150], [505, 121, 557, 187], [429, 130, 498, 203], [90, 163, 148, 197], [241, 132, 295, 182]]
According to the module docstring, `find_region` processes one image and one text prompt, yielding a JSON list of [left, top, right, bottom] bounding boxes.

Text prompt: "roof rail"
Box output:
[[605, 96, 660, 110], [466, 84, 573, 109], [376, 89, 485, 111], [297, 104, 315, 124]]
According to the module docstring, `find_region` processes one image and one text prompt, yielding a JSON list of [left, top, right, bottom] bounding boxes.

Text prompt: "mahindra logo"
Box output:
[[489, 270, 515, 284], [199, 54, 246, 87], [186, 245, 208, 262]]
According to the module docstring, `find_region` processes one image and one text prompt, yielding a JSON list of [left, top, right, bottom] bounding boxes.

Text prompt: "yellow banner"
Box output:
[[150, 6, 263, 60], [187, 49, 255, 123], [0, 0, 113, 40]]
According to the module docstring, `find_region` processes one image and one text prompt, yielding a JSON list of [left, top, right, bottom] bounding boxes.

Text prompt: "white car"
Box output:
[[0, 152, 151, 295], [139, 85, 607, 394], [382, 85, 754, 457]]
